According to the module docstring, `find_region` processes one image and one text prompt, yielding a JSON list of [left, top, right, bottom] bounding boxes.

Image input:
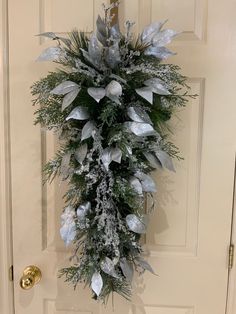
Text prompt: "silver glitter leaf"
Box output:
[[124, 122, 156, 137], [77, 201, 91, 220], [60, 152, 71, 179], [62, 88, 80, 111], [127, 107, 153, 124], [106, 43, 121, 69], [126, 214, 147, 234], [152, 29, 178, 47], [135, 172, 157, 192], [96, 15, 107, 46], [144, 78, 170, 95], [51, 81, 80, 95], [74, 143, 88, 164], [87, 87, 106, 103], [141, 21, 166, 43], [36, 47, 61, 62], [60, 206, 76, 246], [129, 177, 143, 195], [137, 258, 155, 274], [81, 121, 96, 141], [135, 87, 153, 104], [66, 106, 89, 121], [155, 150, 175, 172], [144, 46, 176, 60], [120, 258, 134, 282], [100, 257, 119, 278], [143, 152, 161, 169], [91, 272, 103, 296], [110, 24, 121, 41]]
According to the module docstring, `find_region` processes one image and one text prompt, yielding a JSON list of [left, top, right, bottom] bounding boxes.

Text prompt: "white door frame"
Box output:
[[0, 0, 14, 313]]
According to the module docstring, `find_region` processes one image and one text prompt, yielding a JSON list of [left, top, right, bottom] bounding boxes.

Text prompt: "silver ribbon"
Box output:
[[36, 47, 62, 62], [100, 257, 119, 278], [60, 206, 76, 246], [127, 107, 153, 124], [74, 143, 88, 164], [91, 272, 103, 296], [126, 214, 147, 234], [87, 87, 106, 103], [66, 106, 89, 121]]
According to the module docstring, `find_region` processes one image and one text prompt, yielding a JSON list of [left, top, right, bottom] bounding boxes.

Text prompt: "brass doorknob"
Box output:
[[19, 265, 42, 290]]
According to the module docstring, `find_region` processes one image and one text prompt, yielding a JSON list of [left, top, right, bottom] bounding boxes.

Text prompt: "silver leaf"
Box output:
[[81, 121, 96, 141], [144, 46, 176, 60], [100, 257, 119, 278], [60, 206, 76, 246], [135, 87, 153, 104], [126, 214, 147, 234], [96, 15, 107, 37], [88, 34, 102, 66], [120, 258, 134, 282], [135, 172, 157, 192], [91, 272, 103, 296], [111, 147, 122, 163], [141, 21, 167, 43], [74, 143, 88, 164], [137, 257, 155, 274], [152, 29, 179, 47], [51, 81, 80, 95], [127, 107, 153, 124], [143, 152, 161, 168], [129, 177, 143, 195], [124, 122, 156, 137], [106, 43, 121, 69], [66, 106, 89, 121], [36, 47, 61, 62], [77, 201, 91, 220], [87, 87, 106, 103], [155, 150, 175, 172], [144, 78, 170, 95], [62, 88, 80, 111]]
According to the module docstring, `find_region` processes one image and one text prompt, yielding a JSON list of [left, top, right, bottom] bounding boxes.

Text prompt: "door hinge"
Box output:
[[9, 265, 13, 281], [229, 244, 234, 270]]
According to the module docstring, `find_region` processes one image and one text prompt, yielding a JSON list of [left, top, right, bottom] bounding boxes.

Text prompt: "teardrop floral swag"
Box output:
[[32, 2, 194, 303]]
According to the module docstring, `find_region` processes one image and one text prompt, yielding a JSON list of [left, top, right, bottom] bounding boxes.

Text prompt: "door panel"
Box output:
[[9, 0, 236, 314]]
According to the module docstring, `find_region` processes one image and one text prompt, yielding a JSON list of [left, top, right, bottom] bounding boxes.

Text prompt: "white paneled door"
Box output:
[[7, 0, 236, 313]]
